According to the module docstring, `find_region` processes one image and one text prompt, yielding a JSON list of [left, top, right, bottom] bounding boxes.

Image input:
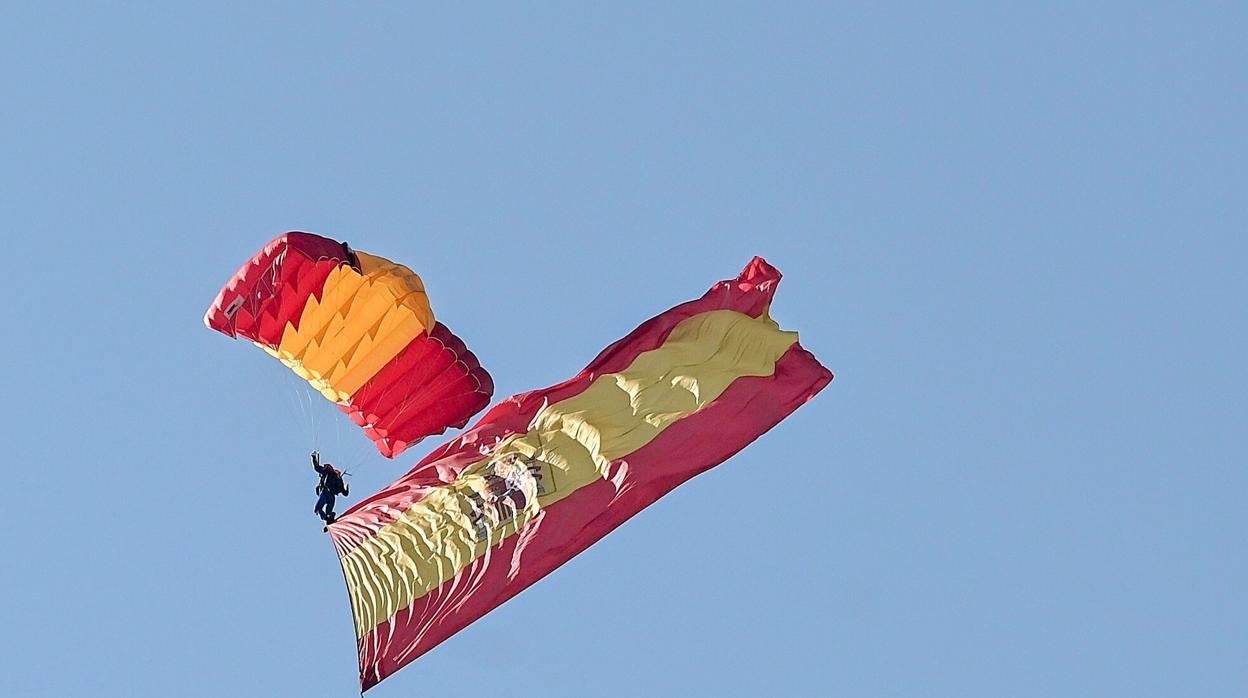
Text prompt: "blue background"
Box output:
[[2, 3, 1244, 696]]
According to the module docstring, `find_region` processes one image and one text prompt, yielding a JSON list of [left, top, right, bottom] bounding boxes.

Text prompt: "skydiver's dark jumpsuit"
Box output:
[[312, 452, 348, 523]]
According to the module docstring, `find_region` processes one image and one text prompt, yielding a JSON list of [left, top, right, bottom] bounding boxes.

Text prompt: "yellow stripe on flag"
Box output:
[[340, 309, 798, 637]]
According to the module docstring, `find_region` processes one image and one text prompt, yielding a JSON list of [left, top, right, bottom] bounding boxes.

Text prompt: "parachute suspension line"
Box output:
[[333, 389, 373, 473], [347, 427, 372, 472], [289, 380, 320, 453], [338, 440, 370, 478], [290, 382, 308, 444], [307, 383, 322, 453], [334, 406, 370, 474], [280, 370, 316, 451], [334, 396, 342, 456], [284, 381, 303, 444]]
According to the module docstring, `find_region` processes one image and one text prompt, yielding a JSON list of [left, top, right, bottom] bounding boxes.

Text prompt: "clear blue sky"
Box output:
[[2, 3, 1244, 697]]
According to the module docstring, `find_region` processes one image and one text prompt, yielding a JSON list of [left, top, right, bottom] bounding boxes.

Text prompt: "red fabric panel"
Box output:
[[338, 322, 493, 458], [203, 232, 349, 345]]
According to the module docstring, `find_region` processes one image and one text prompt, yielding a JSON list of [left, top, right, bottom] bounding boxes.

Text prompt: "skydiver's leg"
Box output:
[[315, 491, 334, 520]]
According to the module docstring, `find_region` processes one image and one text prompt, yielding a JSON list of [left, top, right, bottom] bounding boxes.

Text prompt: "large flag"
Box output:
[[328, 257, 833, 690]]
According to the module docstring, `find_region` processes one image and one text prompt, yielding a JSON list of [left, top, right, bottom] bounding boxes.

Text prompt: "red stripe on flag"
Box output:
[[351, 344, 831, 690], [330, 257, 791, 548]]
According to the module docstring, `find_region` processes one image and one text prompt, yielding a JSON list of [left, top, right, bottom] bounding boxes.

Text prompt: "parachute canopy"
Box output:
[[204, 232, 493, 457], [327, 257, 832, 691]]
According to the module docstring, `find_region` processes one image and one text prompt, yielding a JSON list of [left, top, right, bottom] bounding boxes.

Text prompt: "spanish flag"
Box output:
[[328, 257, 832, 690]]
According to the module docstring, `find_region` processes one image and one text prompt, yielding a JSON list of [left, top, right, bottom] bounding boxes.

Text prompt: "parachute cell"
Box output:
[[204, 232, 492, 457], [327, 257, 832, 691]]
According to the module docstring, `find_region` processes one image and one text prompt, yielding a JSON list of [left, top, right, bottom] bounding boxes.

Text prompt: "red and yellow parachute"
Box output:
[[204, 232, 493, 457]]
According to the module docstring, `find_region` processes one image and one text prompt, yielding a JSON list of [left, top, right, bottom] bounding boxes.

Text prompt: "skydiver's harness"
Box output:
[[316, 469, 348, 496], [311, 451, 349, 497]]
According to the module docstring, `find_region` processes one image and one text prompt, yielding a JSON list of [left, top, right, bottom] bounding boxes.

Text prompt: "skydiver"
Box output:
[[311, 450, 349, 527]]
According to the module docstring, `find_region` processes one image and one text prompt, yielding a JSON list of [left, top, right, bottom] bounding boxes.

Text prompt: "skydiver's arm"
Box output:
[[342, 481, 350, 497], [311, 450, 323, 473]]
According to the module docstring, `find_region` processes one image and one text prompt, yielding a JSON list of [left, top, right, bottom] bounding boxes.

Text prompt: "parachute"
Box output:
[[204, 232, 493, 457], [327, 257, 832, 691]]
